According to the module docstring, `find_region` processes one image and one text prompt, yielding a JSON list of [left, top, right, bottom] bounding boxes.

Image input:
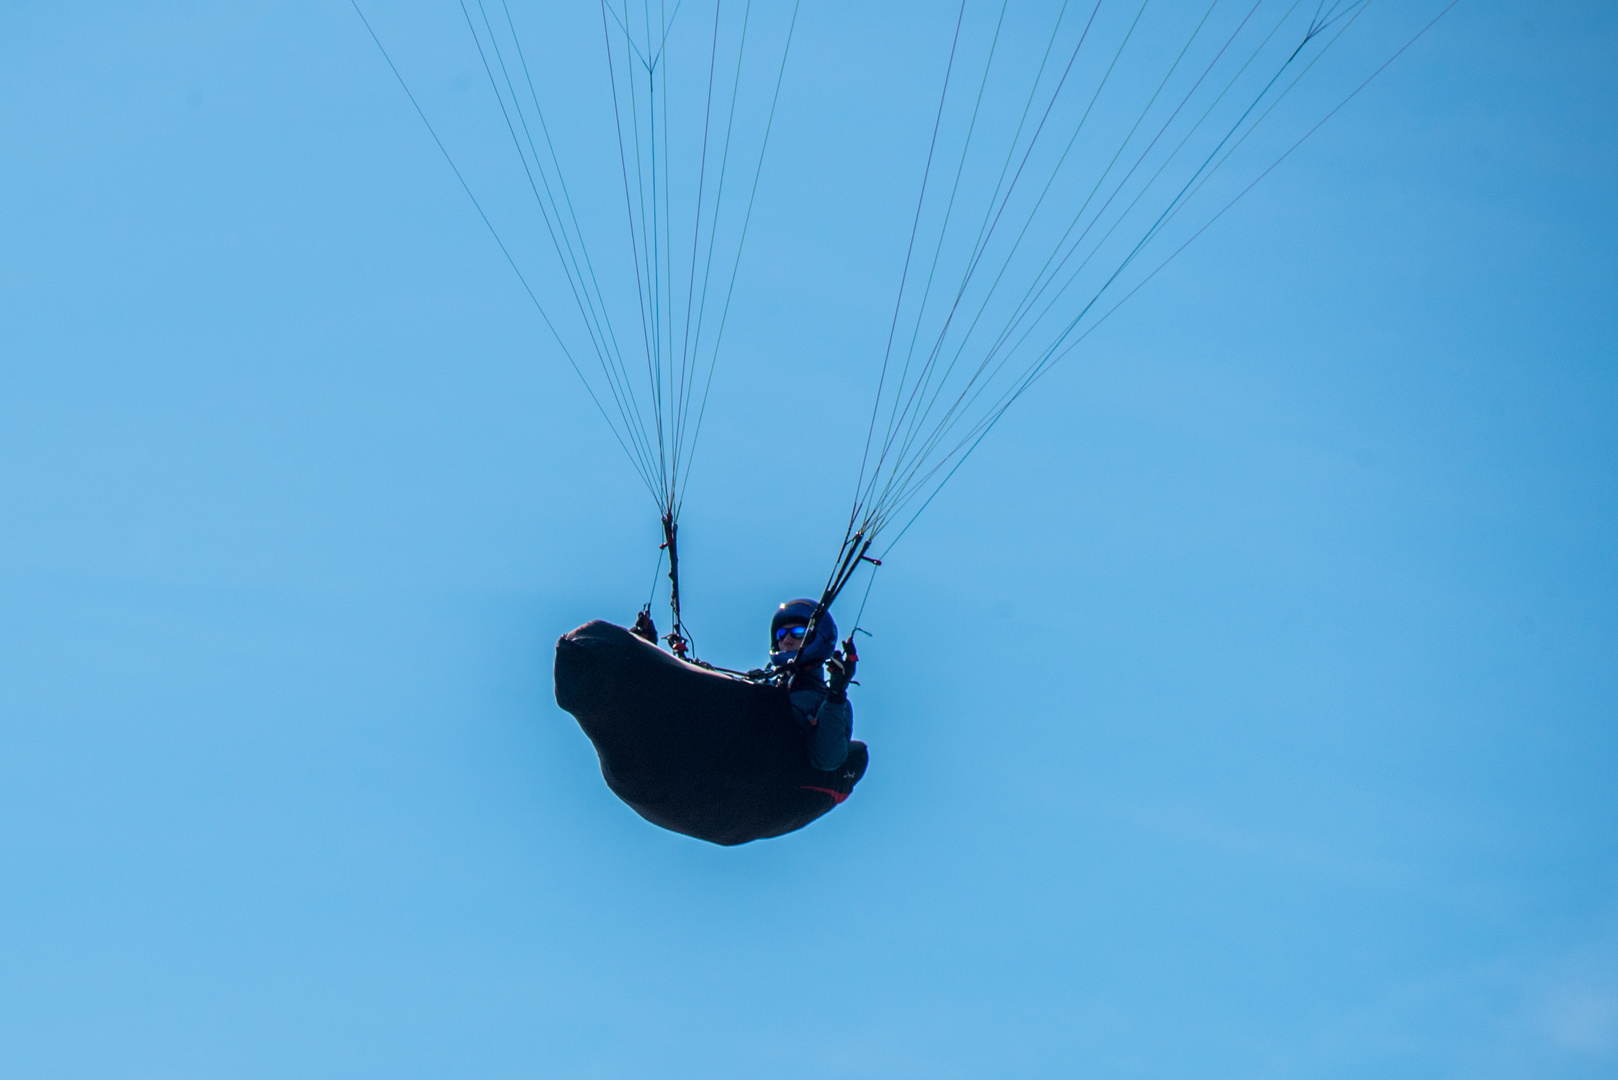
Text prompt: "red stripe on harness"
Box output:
[[799, 785, 849, 805]]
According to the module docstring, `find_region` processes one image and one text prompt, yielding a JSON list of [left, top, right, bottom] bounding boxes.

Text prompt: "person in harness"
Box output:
[[628, 598, 857, 772], [768, 599, 857, 772]]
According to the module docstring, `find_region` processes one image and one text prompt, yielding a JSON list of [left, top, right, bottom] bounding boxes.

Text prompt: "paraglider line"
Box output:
[[494, 0, 653, 478], [1042, 0, 1461, 379], [677, 0, 800, 507], [873, 0, 1360, 531], [465, 0, 662, 486], [877, 0, 1461, 550], [645, 542, 666, 611], [855, 0, 970, 514], [349, 0, 661, 500], [601, 0, 669, 506]]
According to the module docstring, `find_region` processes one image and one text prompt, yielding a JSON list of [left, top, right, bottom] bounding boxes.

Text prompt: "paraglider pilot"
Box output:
[[768, 599, 856, 772], [629, 598, 856, 771]]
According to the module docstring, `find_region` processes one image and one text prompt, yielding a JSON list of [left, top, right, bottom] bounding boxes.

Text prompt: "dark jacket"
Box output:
[[786, 668, 853, 771]]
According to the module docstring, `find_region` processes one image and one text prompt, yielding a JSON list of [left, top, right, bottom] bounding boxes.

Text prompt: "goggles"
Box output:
[[773, 623, 809, 643]]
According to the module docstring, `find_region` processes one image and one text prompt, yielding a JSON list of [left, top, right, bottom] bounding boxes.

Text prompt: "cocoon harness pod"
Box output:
[[554, 620, 868, 846]]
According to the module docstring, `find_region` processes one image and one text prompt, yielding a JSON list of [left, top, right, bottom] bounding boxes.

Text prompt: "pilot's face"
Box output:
[[774, 622, 808, 653]]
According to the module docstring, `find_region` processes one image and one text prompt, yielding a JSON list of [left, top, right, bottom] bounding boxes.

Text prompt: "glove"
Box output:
[[630, 609, 658, 643], [825, 648, 857, 703]]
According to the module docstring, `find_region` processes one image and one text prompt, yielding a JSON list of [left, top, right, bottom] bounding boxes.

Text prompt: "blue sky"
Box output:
[[2, 2, 1614, 1077]]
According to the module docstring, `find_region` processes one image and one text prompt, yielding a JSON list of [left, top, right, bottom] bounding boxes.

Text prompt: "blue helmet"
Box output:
[[768, 598, 837, 669]]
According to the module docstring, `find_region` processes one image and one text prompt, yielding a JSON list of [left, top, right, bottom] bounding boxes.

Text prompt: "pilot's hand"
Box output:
[[826, 651, 857, 702]]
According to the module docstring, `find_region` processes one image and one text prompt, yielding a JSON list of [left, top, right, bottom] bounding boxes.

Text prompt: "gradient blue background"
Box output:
[[2, 2, 1614, 1077]]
